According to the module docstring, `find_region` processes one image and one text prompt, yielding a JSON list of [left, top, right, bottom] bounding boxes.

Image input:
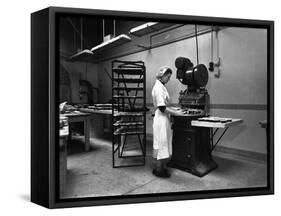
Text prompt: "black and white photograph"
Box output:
[[56, 10, 272, 200], [1, 0, 281, 214]]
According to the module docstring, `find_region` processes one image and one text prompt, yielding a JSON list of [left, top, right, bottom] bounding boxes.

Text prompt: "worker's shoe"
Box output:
[[163, 168, 171, 176], [152, 168, 171, 178]]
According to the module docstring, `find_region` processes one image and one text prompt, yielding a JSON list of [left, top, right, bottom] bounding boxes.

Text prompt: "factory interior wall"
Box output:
[[97, 27, 267, 155], [60, 60, 98, 104]]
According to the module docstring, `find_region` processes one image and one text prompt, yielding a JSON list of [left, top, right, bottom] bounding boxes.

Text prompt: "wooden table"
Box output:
[[191, 117, 243, 151], [60, 111, 91, 151], [79, 108, 113, 137]]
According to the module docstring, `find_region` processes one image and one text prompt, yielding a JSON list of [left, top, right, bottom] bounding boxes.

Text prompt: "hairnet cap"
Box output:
[[156, 66, 172, 79]]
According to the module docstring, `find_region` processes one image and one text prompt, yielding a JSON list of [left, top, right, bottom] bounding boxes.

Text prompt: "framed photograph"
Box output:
[[31, 6, 274, 208]]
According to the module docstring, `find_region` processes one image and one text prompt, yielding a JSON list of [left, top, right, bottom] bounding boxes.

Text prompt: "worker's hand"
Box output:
[[166, 107, 185, 116], [173, 109, 186, 116]]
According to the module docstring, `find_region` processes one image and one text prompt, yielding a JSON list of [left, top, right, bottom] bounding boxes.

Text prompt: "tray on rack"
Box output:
[[113, 127, 144, 135], [113, 111, 144, 117], [113, 78, 144, 83], [113, 95, 144, 99], [113, 119, 144, 126], [113, 87, 144, 91], [112, 68, 144, 75]]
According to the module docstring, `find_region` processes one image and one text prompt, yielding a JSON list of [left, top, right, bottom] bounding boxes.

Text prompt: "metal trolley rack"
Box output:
[[112, 60, 146, 168]]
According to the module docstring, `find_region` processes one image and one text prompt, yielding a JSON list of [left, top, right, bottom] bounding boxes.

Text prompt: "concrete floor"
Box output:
[[60, 136, 267, 199]]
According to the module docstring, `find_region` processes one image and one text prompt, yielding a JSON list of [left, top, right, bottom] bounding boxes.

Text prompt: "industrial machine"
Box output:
[[168, 57, 217, 177]]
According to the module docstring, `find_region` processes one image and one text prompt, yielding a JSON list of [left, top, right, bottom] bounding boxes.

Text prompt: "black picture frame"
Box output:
[[31, 6, 274, 208]]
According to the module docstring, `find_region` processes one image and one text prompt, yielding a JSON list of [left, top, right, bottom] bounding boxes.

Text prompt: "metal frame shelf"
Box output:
[[112, 60, 146, 168]]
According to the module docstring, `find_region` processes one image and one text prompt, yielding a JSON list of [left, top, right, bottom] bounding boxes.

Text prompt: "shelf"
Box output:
[[90, 34, 131, 53], [113, 111, 144, 117], [129, 22, 174, 37], [113, 68, 144, 75], [114, 127, 144, 135], [112, 60, 146, 167], [115, 149, 144, 157], [113, 95, 144, 99], [113, 107, 147, 112], [113, 87, 144, 91], [113, 78, 144, 83], [113, 120, 144, 126]]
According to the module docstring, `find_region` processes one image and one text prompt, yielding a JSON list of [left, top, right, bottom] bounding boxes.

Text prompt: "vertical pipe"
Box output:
[[73, 26, 76, 51], [143, 62, 146, 162], [195, 24, 199, 65], [211, 27, 213, 62], [216, 29, 220, 59], [102, 19, 105, 40], [112, 60, 115, 168], [80, 17, 83, 50], [113, 19, 116, 37]]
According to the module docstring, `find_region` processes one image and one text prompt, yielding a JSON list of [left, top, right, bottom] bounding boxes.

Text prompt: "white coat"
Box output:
[[151, 79, 173, 160]]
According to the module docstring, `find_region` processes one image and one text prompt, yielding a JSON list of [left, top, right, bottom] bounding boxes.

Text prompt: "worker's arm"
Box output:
[[158, 106, 185, 116]]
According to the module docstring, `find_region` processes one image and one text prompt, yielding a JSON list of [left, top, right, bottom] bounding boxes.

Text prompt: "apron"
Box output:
[[152, 80, 173, 160]]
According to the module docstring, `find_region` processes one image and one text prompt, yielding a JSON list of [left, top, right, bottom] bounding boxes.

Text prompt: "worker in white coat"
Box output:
[[152, 66, 185, 178]]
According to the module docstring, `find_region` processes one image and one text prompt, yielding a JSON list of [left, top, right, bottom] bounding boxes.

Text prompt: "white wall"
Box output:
[[61, 60, 98, 104], [97, 27, 267, 154], [209, 28, 267, 104]]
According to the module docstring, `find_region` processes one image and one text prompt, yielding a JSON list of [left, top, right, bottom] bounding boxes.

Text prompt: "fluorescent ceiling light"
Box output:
[[129, 22, 174, 37], [68, 34, 131, 62], [68, 49, 93, 62], [90, 34, 131, 52]]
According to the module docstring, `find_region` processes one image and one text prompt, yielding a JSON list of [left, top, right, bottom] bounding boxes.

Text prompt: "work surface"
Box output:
[[192, 118, 243, 128], [61, 111, 243, 129], [79, 108, 112, 115], [60, 111, 90, 117]]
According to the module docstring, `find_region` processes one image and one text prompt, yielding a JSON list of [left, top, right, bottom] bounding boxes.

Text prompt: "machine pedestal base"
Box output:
[[168, 160, 217, 177], [170, 123, 217, 177]]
